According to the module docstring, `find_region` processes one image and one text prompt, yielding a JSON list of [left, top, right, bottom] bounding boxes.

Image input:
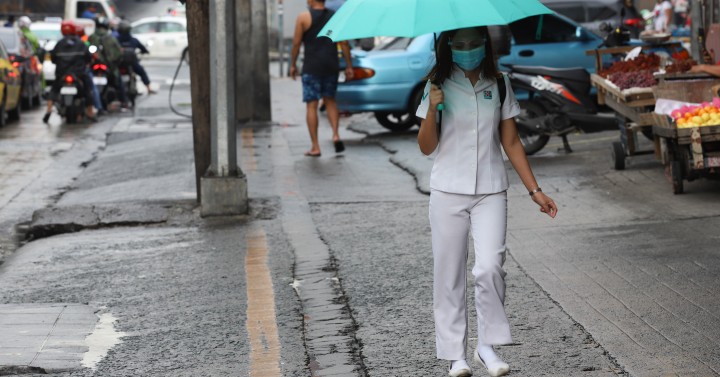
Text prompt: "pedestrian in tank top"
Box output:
[[290, 0, 354, 157]]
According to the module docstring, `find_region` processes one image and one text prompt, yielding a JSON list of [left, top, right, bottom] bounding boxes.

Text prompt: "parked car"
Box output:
[[337, 12, 605, 131], [0, 39, 22, 126], [542, 0, 644, 38], [0, 28, 43, 109], [131, 16, 188, 59], [30, 20, 63, 83]]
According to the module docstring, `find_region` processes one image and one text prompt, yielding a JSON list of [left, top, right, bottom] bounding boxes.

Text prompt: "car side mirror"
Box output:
[[576, 27, 592, 41]]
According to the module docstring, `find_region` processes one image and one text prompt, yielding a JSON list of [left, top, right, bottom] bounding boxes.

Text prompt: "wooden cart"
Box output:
[[652, 115, 720, 194], [586, 44, 687, 170], [590, 73, 657, 170]]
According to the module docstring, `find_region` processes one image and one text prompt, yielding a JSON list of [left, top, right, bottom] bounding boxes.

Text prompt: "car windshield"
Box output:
[[0, 32, 17, 50], [374, 37, 413, 51], [32, 29, 63, 41]]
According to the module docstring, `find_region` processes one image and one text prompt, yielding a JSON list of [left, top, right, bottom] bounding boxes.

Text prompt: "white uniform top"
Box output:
[[416, 66, 521, 195], [653, 1, 673, 32]]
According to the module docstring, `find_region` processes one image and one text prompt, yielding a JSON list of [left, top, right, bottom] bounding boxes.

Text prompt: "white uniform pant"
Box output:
[[429, 189, 512, 360]]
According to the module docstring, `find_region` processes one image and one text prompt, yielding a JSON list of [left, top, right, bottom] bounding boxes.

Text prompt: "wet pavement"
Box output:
[[0, 60, 718, 376]]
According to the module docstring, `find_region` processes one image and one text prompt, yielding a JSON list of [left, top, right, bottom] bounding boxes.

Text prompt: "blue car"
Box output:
[[337, 13, 605, 132]]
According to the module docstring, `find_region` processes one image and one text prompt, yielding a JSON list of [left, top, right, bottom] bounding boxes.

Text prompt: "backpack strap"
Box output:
[[497, 73, 507, 109]]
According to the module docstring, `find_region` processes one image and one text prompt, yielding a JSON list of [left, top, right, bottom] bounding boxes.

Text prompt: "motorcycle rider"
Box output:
[[117, 21, 156, 94], [43, 20, 96, 124], [89, 16, 128, 108], [75, 24, 105, 114]]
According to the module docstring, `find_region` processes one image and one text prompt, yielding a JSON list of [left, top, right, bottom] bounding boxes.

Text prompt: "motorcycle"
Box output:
[[89, 45, 122, 110], [508, 64, 619, 155], [119, 47, 139, 107], [57, 73, 87, 124], [92, 61, 119, 109]]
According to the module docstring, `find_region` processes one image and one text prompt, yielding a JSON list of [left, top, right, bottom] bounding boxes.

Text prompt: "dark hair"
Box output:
[[426, 26, 499, 85]]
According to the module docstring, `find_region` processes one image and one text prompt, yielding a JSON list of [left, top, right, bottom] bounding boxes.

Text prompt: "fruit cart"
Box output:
[[586, 44, 686, 170], [590, 73, 656, 170], [652, 114, 720, 194]]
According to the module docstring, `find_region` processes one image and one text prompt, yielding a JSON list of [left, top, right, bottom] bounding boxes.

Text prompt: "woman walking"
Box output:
[[416, 26, 558, 377]]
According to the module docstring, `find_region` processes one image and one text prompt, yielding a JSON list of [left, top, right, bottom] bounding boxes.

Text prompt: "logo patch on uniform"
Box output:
[[483, 90, 493, 99]]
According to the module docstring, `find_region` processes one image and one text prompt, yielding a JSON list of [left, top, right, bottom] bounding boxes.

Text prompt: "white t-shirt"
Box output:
[[416, 67, 521, 195], [653, 1, 673, 32]]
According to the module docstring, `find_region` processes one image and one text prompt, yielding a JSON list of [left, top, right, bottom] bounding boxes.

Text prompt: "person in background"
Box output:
[[89, 16, 128, 108], [17, 16, 39, 53], [290, 0, 354, 157], [75, 24, 104, 114], [4, 16, 16, 28], [109, 17, 121, 38], [673, 0, 689, 29], [81, 5, 98, 20], [43, 20, 96, 123], [117, 21, 156, 95], [653, 0, 673, 33]]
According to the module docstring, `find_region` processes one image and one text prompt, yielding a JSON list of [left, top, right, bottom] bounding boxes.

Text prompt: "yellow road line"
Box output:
[[245, 227, 281, 377], [241, 128, 257, 173]]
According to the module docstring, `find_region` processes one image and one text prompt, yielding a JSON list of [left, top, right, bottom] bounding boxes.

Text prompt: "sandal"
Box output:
[[334, 140, 345, 153], [304, 151, 321, 157]]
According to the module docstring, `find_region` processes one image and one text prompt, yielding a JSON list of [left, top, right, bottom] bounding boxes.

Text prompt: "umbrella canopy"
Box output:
[[318, 0, 553, 42]]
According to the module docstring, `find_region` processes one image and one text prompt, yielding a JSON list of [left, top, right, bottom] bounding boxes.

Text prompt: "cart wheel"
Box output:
[[611, 141, 626, 170], [671, 160, 684, 194]]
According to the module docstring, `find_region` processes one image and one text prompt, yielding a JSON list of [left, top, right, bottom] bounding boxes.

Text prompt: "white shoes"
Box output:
[[473, 350, 510, 377], [449, 360, 472, 377]]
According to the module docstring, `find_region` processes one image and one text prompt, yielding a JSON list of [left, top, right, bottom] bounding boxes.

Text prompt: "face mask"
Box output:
[[451, 46, 486, 71]]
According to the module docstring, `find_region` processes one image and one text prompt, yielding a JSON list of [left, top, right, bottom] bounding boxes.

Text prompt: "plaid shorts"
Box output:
[[301, 74, 338, 102]]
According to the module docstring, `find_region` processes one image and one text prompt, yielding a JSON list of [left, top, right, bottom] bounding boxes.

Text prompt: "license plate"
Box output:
[[121, 75, 130, 83], [706, 156, 720, 167], [60, 86, 78, 95], [93, 77, 108, 85], [338, 71, 346, 83]]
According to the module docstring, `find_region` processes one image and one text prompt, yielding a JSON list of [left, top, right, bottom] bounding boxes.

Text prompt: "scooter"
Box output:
[[57, 73, 87, 124], [92, 61, 119, 109], [118, 48, 139, 108], [507, 64, 619, 155]]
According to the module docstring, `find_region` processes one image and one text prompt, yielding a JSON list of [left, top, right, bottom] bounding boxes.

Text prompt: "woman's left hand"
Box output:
[[532, 192, 558, 218]]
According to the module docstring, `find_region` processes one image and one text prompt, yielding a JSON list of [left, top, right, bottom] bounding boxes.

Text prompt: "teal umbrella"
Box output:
[[318, 0, 553, 42]]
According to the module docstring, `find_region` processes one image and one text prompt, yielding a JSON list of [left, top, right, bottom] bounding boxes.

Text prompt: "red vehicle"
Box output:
[[0, 27, 43, 109]]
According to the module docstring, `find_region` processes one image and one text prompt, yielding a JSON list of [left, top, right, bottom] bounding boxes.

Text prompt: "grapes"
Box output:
[[609, 70, 657, 90]]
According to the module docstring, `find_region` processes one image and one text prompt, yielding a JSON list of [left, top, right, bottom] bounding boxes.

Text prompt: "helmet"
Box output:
[[17, 16, 31, 28], [74, 24, 86, 37], [94, 16, 110, 29], [61, 20, 76, 36], [118, 21, 131, 35]]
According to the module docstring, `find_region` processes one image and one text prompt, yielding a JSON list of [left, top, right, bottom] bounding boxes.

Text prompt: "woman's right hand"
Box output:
[[429, 84, 444, 109]]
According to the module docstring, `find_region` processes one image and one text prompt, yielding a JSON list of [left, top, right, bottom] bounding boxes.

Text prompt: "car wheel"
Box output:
[[374, 111, 415, 132], [408, 86, 424, 127], [516, 100, 550, 155], [7, 101, 20, 122], [0, 93, 6, 128]]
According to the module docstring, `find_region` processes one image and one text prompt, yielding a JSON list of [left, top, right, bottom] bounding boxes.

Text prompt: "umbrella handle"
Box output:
[[437, 104, 443, 137], [437, 103, 445, 111]]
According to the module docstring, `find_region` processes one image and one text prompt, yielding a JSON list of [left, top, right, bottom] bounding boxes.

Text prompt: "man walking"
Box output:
[[290, 0, 354, 157]]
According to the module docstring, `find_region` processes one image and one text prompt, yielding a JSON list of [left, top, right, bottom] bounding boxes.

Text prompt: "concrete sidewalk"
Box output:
[[1, 70, 718, 376]]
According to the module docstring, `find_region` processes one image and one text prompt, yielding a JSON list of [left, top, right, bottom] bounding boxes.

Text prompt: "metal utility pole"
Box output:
[[186, 0, 211, 204], [200, 0, 248, 216]]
